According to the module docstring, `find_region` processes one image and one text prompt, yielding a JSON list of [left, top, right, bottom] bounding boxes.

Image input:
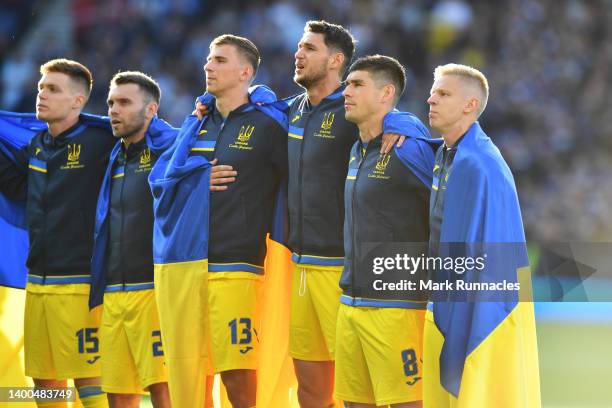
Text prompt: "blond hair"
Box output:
[[434, 63, 489, 117]]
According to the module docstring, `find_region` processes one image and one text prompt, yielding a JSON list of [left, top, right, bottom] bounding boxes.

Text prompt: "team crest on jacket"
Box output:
[[137, 148, 152, 173], [314, 112, 335, 139], [368, 153, 391, 180], [230, 125, 255, 151], [61, 143, 85, 170]]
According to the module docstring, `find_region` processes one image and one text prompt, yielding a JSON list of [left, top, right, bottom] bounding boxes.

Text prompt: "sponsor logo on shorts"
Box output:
[[406, 377, 421, 386], [86, 356, 100, 364]]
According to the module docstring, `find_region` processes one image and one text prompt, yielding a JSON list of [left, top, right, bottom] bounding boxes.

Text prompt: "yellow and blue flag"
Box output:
[[424, 122, 541, 407], [0, 111, 37, 289], [147, 106, 213, 408], [0, 111, 112, 404], [150, 85, 292, 407], [89, 116, 178, 308], [0, 113, 33, 399], [0, 111, 110, 290]]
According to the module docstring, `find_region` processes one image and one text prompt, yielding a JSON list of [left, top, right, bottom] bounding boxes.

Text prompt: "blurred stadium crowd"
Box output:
[[1, 0, 611, 241]]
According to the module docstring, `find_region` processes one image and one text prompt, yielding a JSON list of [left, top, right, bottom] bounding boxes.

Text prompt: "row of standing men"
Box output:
[[0, 19, 539, 408]]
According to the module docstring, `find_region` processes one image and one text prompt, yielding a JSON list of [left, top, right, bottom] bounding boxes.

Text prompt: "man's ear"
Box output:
[[146, 102, 159, 119], [464, 97, 479, 114], [240, 64, 254, 83], [73, 94, 86, 110], [381, 83, 396, 104], [329, 51, 345, 71]]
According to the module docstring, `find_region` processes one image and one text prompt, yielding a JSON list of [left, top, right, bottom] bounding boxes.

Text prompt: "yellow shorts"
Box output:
[[208, 272, 262, 373], [289, 264, 342, 361], [334, 304, 425, 406], [154, 260, 208, 408], [100, 289, 167, 394], [24, 283, 102, 380]]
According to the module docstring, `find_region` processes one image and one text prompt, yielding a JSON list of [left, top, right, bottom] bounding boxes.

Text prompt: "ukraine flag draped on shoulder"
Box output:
[[148, 85, 291, 408], [0, 111, 39, 289], [0, 110, 110, 289], [146, 98, 213, 408], [0, 110, 112, 394], [89, 116, 177, 308], [424, 122, 541, 407], [0, 111, 40, 394]]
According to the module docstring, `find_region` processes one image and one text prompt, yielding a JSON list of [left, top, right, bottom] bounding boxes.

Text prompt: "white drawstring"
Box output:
[[298, 267, 307, 296]]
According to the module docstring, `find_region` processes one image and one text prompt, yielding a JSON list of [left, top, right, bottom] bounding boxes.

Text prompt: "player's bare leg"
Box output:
[[293, 360, 335, 408], [220, 369, 256, 408], [107, 393, 139, 408], [146, 382, 170, 408], [33, 379, 67, 388], [33, 379, 68, 407]]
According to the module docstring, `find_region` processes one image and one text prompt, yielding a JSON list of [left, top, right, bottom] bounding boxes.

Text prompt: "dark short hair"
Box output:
[[348, 55, 406, 104], [211, 34, 260, 77], [110, 71, 161, 104], [305, 20, 356, 74], [40, 58, 92, 98]]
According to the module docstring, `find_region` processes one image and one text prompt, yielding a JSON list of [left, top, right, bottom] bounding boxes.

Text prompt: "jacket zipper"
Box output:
[[40, 141, 49, 283], [350, 142, 367, 305], [213, 112, 231, 157], [296, 99, 312, 260], [431, 148, 448, 213], [118, 151, 126, 289]]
